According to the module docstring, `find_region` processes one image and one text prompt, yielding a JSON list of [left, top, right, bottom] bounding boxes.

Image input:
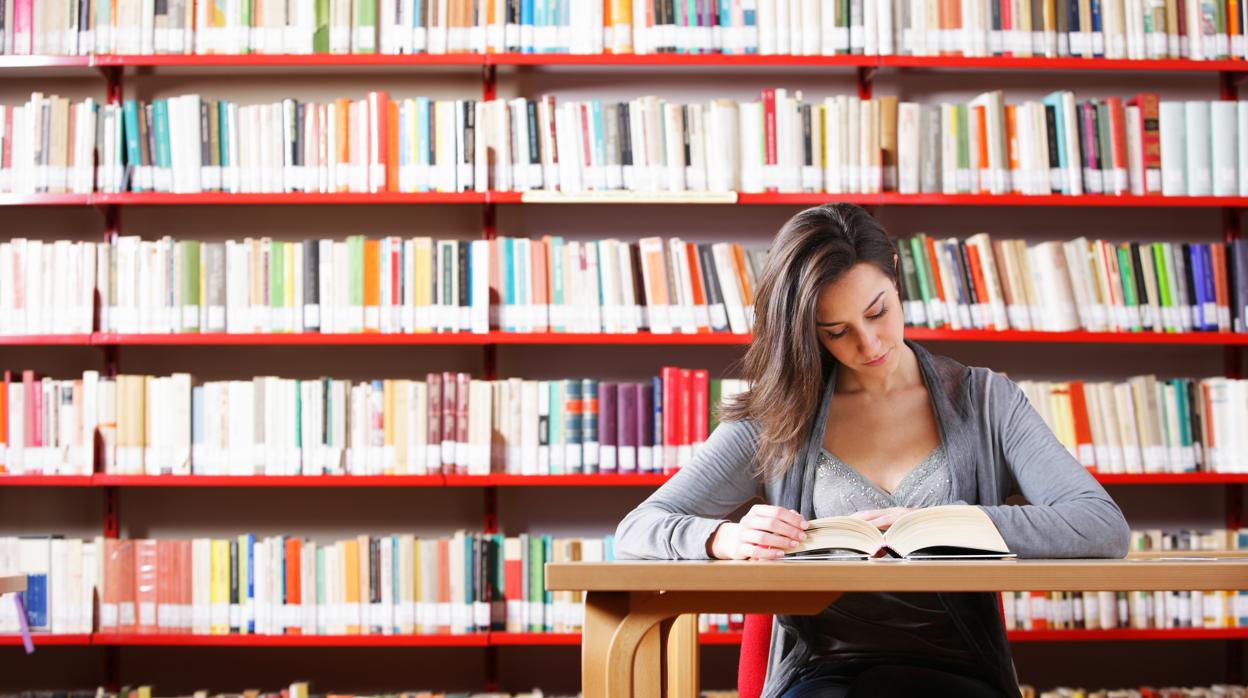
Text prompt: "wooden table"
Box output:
[[0, 575, 24, 595], [546, 559, 1248, 698]]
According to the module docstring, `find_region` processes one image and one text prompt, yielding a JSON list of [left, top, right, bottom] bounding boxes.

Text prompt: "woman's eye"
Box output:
[[869, 307, 888, 320], [826, 329, 848, 339]]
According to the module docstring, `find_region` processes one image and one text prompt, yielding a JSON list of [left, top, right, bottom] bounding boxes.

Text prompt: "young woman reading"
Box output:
[[614, 203, 1130, 698]]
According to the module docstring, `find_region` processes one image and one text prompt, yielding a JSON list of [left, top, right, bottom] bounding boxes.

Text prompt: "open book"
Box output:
[[785, 505, 1015, 560]]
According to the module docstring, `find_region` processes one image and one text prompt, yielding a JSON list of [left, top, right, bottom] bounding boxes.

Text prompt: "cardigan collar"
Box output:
[[777, 340, 977, 518]]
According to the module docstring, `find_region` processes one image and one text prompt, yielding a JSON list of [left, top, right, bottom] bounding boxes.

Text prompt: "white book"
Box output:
[[1183, 101, 1212, 196], [1211, 100, 1239, 196], [1159, 101, 1186, 196]]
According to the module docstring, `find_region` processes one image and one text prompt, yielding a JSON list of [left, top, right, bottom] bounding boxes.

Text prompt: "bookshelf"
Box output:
[[1, 49, 1246, 696]]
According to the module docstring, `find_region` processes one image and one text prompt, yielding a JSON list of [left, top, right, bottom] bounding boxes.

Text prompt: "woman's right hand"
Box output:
[[708, 505, 808, 560]]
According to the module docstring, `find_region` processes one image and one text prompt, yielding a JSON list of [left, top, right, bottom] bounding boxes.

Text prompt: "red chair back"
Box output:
[[737, 613, 773, 698]]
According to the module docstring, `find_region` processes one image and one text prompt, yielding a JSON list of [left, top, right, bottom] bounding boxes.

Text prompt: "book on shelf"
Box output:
[[7, 0, 1248, 61], [1, 531, 616, 636], [1002, 527, 1248, 631], [4, 88, 1248, 200], [786, 504, 1014, 560], [0, 366, 750, 477]]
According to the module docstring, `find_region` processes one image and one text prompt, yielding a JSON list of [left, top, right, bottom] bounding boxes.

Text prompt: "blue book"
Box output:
[[719, 0, 731, 53], [152, 99, 172, 192], [1090, 0, 1104, 57], [1042, 92, 1070, 193], [582, 379, 599, 474], [218, 101, 231, 181], [542, 534, 554, 632], [121, 100, 144, 192], [243, 533, 255, 633], [1189, 244, 1208, 331], [562, 379, 582, 474], [416, 97, 430, 191], [743, 0, 757, 54], [521, 0, 534, 53], [1200, 244, 1218, 331], [504, 238, 516, 331], [651, 375, 663, 465]]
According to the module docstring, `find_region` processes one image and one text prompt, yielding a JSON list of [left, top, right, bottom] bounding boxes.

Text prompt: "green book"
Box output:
[[897, 244, 922, 326], [528, 535, 544, 632], [349, 235, 365, 331], [909, 236, 936, 328], [1115, 245, 1140, 331], [1095, 102, 1113, 193], [1151, 242, 1174, 331], [270, 241, 285, 331], [955, 104, 970, 193], [313, 0, 330, 52], [315, 544, 326, 632], [152, 99, 172, 191], [708, 379, 722, 433], [178, 240, 201, 332], [354, 0, 377, 53]]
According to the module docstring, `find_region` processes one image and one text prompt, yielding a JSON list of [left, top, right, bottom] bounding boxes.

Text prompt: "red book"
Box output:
[[580, 103, 593, 170], [134, 536, 158, 636], [1211, 243, 1231, 330], [678, 368, 692, 470], [115, 539, 137, 633], [386, 99, 399, 193], [965, 244, 992, 330], [1068, 381, 1096, 471], [456, 372, 470, 474], [426, 372, 442, 474], [660, 366, 680, 472], [22, 370, 38, 463], [1125, 93, 1161, 194], [685, 242, 710, 333], [285, 537, 301, 635], [156, 539, 173, 633], [442, 371, 458, 474], [436, 539, 451, 634], [1106, 97, 1128, 195], [691, 369, 709, 453], [923, 236, 947, 305], [503, 540, 521, 632], [368, 91, 389, 193], [761, 89, 777, 193]]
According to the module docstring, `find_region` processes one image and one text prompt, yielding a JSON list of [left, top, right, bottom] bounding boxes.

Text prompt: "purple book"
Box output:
[[638, 382, 654, 473], [600, 382, 618, 472], [618, 384, 638, 473]]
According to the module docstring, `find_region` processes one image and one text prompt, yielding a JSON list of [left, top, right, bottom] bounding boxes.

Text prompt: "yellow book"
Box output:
[[394, 380, 409, 474], [413, 237, 433, 332], [343, 537, 361, 634], [211, 539, 229, 635]]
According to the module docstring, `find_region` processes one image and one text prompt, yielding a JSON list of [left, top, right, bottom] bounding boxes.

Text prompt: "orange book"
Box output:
[[115, 539, 137, 634], [923, 235, 947, 304], [285, 537, 302, 635], [1068, 381, 1096, 470], [1211, 243, 1230, 330], [343, 538, 361, 634], [965, 244, 992, 329], [532, 238, 549, 332], [335, 99, 350, 193], [685, 242, 710, 333], [156, 539, 173, 633], [386, 100, 399, 193], [1004, 105, 1020, 193], [364, 239, 381, 333], [730, 244, 754, 307]]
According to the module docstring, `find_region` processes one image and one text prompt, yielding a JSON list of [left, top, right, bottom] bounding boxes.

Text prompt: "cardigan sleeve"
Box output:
[[613, 419, 766, 560], [977, 371, 1131, 559]]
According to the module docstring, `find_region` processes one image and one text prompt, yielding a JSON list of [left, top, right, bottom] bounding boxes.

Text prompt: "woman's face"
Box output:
[[813, 261, 904, 375]]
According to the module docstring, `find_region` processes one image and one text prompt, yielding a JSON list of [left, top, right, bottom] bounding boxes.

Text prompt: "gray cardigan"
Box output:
[[614, 341, 1131, 698]]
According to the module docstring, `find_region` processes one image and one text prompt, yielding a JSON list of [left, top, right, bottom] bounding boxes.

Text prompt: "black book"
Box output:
[[1179, 243, 1198, 331], [303, 240, 319, 331], [228, 540, 239, 629], [458, 240, 470, 329], [697, 243, 725, 331], [461, 100, 474, 192], [1044, 104, 1060, 193], [294, 101, 306, 168], [956, 240, 981, 322], [1129, 242, 1151, 330], [526, 99, 541, 168], [619, 101, 633, 168]]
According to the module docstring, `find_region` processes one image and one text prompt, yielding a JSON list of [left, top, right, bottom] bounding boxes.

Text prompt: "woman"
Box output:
[[614, 203, 1131, 698]]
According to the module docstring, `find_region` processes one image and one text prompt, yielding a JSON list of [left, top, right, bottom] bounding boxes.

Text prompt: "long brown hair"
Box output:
[[721, 203, 899, 480]]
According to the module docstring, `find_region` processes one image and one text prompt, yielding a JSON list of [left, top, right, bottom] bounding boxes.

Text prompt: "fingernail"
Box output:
[[800, 532, 808, 541], [788, 539, 798, 548]]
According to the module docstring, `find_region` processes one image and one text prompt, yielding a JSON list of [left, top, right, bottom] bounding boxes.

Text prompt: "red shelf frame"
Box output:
[[0, 334, 93, 346], [8, 191, 1248, 208], [7, 54, 1248, 73], [1005, 628, 1248, 641], [4, 472, 1243, 486], [93, 633, 490, 647], [0, 634, 93, 646]]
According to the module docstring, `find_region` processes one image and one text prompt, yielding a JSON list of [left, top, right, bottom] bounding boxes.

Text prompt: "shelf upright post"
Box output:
[[481, 58, 501, 695], [1219, 68, 1246, 686]]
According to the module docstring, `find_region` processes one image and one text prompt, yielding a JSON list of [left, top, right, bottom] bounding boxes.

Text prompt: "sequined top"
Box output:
[[802, 444, 984, 675]]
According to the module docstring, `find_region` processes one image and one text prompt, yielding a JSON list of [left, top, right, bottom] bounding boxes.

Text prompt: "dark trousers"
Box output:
[[779, 663, 1006, 698]]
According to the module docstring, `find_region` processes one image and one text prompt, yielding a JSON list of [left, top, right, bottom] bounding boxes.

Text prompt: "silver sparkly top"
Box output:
[[802, 442, 980, 674], [812, 443, 952, 518]]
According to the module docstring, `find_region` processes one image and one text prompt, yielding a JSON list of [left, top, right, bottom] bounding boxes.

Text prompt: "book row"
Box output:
[[9, 0, 1248, 62], [895, 235, 1247, 334], [0, 689, 559, 698], [1015, 375, 1248, 474], [0, 532, 614, 636], [7, 88, 1247, 199], [1025, 687, 1248, 698], [1001, 528, 1248, 630], [0, 368, 750, 477], [0, 235, 763, 337]]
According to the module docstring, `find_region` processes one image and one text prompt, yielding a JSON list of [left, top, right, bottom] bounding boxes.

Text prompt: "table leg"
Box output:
[[584, 591, 631, 698], [661, 614, 698, 698]]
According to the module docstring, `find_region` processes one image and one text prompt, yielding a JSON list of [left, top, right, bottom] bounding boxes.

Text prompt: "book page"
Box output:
[[884, 505, 1011, 558]]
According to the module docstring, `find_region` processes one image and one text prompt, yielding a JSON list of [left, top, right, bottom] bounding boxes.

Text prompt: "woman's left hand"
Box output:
[[850, 507, 913, 531]]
